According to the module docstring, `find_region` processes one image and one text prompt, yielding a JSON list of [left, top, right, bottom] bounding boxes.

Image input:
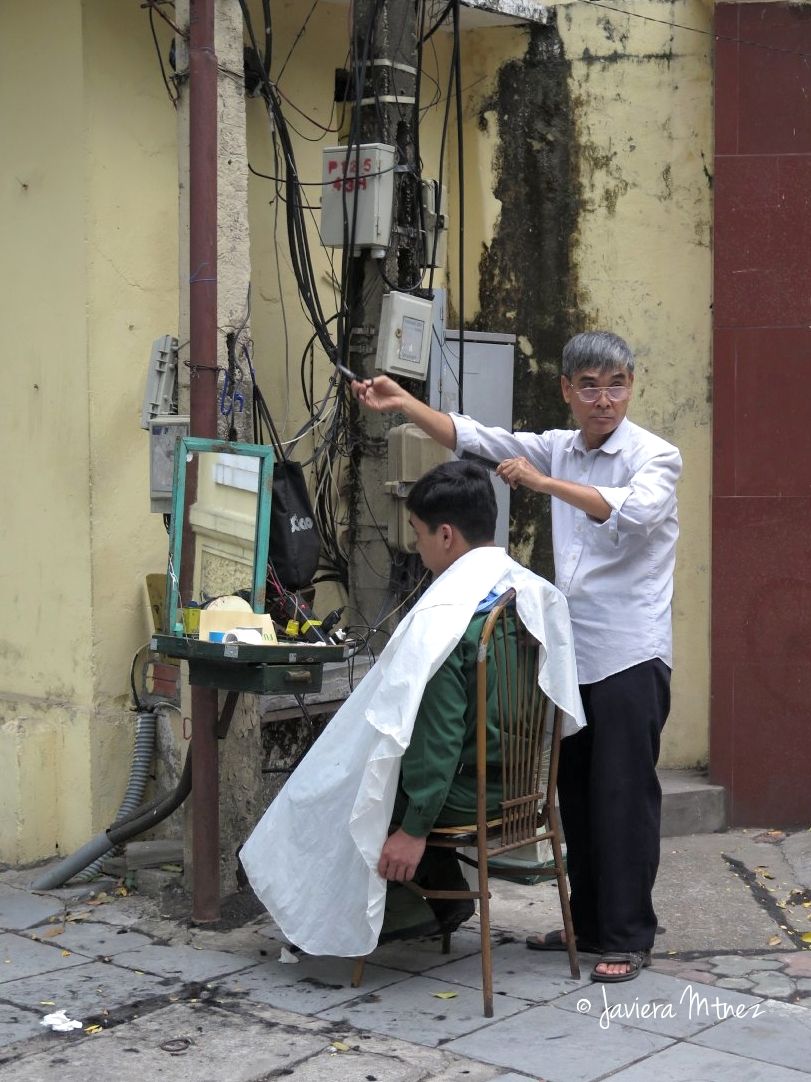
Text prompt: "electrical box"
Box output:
[[141, 335, 178, 430], [385, 424, 454, 552], [420, 180, 448, 268], [149, 415, 189, 514], [376, 291, 433, 380], [320, 143, 395, 256], [428, 329, 516, 549]]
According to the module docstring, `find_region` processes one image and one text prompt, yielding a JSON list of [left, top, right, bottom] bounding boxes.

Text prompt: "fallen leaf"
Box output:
[[433, 990, 458, 1000], [330, 1041, 350, 1052], [85, 1024, 103, 1034], [768, 935, 782, 946], [802, 932, 811, 944], [41, 926, 64, 939], [61, 950, 71, 958]]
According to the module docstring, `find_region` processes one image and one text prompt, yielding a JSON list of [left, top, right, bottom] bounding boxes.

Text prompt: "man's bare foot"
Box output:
[[591, 950, 651, 983]]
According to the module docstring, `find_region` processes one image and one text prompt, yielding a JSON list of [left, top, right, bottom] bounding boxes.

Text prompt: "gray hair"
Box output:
[[561, 331, 635, 379]]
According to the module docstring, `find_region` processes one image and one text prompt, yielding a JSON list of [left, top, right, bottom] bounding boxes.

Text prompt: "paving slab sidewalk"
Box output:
[[0, 827, 810, 1082]]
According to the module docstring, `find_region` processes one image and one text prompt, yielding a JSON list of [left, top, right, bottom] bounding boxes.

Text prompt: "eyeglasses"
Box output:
[[567, 383, 630, 404]]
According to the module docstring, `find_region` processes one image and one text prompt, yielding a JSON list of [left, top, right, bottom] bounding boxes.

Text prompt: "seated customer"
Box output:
[[240, 461, 584, 959], [378, 461, 515, 938]]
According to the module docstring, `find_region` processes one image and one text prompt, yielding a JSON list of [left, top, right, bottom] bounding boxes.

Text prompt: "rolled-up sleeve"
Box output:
[[592, 448, 682, 536]]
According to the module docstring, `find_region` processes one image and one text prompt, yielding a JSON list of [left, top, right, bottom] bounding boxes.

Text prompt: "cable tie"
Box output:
[[359, 95, 416, 105], [369, 59, 418, 76]]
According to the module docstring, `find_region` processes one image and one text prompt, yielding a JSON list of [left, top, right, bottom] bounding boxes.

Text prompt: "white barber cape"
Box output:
[[240, 546, 586, 957]]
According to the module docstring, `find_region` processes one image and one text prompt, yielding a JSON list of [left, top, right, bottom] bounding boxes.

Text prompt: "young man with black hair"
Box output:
[[355, 330, 682, 982], [241, 459, 584, 958], [377, 460, 507, 937]]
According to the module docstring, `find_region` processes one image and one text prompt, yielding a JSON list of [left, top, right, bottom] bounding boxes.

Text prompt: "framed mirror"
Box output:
[[165, 437, 275, 635]]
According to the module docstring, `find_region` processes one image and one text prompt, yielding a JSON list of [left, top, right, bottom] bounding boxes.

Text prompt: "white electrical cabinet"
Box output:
[[320, 143, 395, 255], [149, 415, 189, 514], [376, 291, 433, 380], [386, 424, 454, 552], [428, 328, 516, 548]]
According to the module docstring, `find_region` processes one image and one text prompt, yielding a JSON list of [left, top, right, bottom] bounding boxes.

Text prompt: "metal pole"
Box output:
[[188, 0, 220, 923]]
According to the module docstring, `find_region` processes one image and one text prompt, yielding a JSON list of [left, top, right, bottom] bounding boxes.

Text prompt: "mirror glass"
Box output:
[[188, 451, 258, 603], [165, 439, 274, 634]]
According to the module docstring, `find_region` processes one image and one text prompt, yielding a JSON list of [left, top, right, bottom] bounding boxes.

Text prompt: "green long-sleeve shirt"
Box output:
[[395, 608, 513, 837]]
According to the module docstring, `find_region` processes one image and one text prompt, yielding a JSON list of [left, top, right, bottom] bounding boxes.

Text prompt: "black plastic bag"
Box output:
[[270, 461, 321, 590]]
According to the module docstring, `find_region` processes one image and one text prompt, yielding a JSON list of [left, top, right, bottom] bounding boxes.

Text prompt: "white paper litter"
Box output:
[[41, 1010, 82, 1032], [278, 946, 299, 964]]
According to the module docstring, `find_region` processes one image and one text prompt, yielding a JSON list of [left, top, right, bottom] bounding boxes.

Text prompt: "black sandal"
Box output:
[[526, 929, 600, 954], [590, 949, 651, 983]]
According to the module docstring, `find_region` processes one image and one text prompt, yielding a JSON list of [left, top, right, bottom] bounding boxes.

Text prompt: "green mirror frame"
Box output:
[[165, 437, 275, 636]]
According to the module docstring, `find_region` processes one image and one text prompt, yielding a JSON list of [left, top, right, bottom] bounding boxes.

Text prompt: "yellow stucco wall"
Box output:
[[1, 0, 712, 862], [0, 0, 178, 861], [454, 2, 712, 767]]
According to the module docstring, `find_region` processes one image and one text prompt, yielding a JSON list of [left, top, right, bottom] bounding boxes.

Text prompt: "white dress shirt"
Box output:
[[452, 415, 682, 685]]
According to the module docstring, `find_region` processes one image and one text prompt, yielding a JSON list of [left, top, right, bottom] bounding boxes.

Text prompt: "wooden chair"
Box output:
[[352, 587, 579, 1017]]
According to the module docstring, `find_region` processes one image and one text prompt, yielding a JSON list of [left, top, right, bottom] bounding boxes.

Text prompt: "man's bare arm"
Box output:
[[497, 456, 611, 522], [354, 375, 457, 450]]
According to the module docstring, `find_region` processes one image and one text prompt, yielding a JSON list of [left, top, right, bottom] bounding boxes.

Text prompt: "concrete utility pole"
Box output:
[[176, 0, 263, 920], [346, 0, 421, 630]]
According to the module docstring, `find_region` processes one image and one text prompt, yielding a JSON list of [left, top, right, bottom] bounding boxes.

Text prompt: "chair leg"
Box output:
[[478, 864, 494, 1018], [441, 929, 452, 954], [351, 957, 367, 987], [550, 813, 580, 980]]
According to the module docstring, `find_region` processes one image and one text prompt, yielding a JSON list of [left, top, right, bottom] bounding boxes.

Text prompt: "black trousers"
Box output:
[[557, 658, 671, 953]]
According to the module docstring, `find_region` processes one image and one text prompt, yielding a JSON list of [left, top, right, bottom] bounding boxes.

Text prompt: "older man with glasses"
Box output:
[[355, 330, 682, 983]]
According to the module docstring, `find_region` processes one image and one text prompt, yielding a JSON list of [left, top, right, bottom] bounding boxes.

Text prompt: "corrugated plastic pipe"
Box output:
[[32, 712, 158, 889]]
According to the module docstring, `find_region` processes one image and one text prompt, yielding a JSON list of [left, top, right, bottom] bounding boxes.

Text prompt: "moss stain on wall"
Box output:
[[473, 16, 580, 580]]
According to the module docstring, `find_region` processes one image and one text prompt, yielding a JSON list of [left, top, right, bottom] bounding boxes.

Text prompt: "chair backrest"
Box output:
[[475, 587, 560, 855]]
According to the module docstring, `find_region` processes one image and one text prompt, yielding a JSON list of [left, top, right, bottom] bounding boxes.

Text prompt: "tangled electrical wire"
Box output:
[[234, 1, 465, 616]]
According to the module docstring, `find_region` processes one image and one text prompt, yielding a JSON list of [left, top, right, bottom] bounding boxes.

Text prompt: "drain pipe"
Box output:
[[31, 740, 192, 892], [188, 0, 222, 924], [72, 711, 158, 881]]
